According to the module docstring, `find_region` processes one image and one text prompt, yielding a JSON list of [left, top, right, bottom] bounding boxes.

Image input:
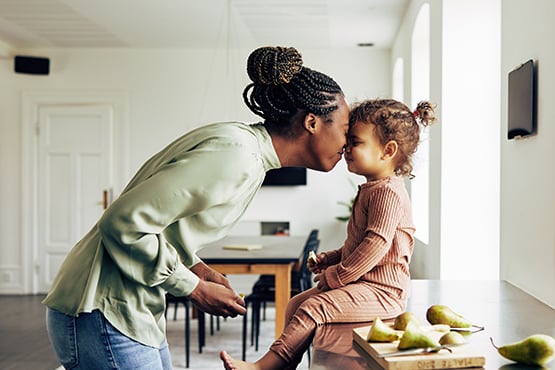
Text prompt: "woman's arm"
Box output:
[[98, 147, 260, 297]]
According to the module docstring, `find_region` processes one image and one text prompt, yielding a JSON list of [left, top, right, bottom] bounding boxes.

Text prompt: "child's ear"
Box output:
[[383, 141, 398, 159]]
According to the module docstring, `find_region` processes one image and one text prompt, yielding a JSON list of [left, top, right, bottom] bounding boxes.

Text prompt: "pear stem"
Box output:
[[490, 337, 499, 349]]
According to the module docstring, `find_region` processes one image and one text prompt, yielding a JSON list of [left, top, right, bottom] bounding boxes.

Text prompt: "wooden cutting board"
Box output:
[[352, 326, 486, 370]]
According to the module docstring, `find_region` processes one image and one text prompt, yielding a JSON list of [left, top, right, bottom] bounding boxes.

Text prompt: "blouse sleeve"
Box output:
[[98, 145, 261, 297], [323, 186, 402, 289]]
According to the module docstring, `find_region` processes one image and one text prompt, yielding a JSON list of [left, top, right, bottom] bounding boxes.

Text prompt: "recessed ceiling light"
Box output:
[[357, 42, 375, 47]]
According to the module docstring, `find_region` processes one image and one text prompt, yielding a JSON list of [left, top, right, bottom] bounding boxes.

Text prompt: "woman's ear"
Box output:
[[304, 113, 318, 134], [382, 140, 398, 159]]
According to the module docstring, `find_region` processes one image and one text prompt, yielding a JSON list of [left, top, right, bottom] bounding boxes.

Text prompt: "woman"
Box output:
[[43, 46, 349, 369]]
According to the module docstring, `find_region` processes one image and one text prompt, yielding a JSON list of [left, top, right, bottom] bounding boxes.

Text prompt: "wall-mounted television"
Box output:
[[508, 59, 537, 140], [262, 167, 306, 186]]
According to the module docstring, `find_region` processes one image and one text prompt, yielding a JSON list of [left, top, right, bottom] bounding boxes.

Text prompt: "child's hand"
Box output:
[[313, 272, 330, 291], [308, 252, 326, 274]]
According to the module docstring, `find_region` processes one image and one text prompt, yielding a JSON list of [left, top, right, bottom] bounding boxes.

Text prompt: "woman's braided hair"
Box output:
[[243, 46, 344, 136], [349, 99, 436, 177]]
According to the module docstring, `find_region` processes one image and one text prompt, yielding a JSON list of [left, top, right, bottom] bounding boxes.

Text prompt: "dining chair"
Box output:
[[165, 294, 193, 368], [250, 229, 319, 321], [241, 230, 320, 361], [165, 294, 219, 368]]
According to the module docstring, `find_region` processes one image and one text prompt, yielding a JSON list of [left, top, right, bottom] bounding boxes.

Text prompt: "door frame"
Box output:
[[21, 90, 130, 293]]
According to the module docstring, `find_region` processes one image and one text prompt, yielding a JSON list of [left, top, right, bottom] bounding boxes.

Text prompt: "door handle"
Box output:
[[97, 189, 111, 209], [102, 190, 108, 209]]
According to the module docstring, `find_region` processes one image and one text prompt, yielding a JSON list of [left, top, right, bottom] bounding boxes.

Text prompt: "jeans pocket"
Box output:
[[46, 308, 79, 369]]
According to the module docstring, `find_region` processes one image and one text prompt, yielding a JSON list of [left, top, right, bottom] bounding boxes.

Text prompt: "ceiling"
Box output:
[[0, 0, 409, 50]]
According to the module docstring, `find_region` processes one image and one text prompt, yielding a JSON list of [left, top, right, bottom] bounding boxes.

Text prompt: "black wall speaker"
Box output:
[[14, 55, 50, 75]]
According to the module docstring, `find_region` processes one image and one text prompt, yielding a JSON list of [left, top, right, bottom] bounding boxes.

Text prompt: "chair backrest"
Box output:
[[251, 229, 319, 296], [292, 229, 318, 272], [307, 229, 319, 244], [297, 230, 320, 292]]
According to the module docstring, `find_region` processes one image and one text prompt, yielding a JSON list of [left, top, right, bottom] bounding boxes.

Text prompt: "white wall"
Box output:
[[392, 0, 442, 279], [439, 0, 501, 279], [501, 0, 555, 308], [392, 0, 501, 280], [0, 46, 390, 293]]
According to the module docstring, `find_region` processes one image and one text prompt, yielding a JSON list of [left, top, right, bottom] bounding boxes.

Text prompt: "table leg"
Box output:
[[207, 263, 294, 339], [273, 264, 292, 338]]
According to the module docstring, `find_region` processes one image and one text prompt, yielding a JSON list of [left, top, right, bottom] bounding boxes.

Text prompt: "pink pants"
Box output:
[[269, 283, 406, 366]]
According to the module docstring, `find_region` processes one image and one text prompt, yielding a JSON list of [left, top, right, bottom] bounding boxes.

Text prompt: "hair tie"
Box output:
[[413, 110, 420, 118]]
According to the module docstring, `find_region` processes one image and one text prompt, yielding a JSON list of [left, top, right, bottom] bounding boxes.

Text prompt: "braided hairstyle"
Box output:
[[349, 99, 436, 177], [243, 46, 344, 136]]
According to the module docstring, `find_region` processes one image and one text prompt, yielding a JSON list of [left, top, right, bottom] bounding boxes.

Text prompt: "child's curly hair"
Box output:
[[349, 99, 436, 177]]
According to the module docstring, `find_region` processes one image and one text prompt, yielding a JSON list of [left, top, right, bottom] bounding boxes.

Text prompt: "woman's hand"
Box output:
[[188, 280, 246, 317], [190, 261, 232, 289]]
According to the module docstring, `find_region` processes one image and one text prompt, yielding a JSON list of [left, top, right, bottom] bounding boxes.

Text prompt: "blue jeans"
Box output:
[[46, 308, 173, 370]]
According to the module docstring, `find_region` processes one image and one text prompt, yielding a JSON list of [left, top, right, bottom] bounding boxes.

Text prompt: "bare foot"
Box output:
[[219, 351, 256, 370]]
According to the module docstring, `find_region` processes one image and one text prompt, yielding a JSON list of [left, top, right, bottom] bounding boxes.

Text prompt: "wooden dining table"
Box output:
[[197, 235, 306, 338]]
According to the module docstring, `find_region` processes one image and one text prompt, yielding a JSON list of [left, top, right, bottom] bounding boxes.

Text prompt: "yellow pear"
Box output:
[[367, 317, 400, 342], [426, 304, 472, 328], [427, 324, 451, 333], [398, 322, 440, 350], [393, 311, 422, 330], [491, 335, 555, 366], [439, 331, 466, 345]]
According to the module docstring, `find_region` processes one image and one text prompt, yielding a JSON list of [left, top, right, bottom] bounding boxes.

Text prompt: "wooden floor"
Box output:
[[0, 294, 60, 370], [0, 274, 304, 370], [0, 292, 299, 370], [0, 275, 273, 370]]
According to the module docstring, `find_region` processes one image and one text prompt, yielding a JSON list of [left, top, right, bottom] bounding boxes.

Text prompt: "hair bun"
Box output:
[[414, 101, 437, 127], [246, 46, 303, 86]]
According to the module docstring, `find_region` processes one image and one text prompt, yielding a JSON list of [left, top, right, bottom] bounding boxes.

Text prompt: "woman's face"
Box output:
[[309, 96, 350, 172]]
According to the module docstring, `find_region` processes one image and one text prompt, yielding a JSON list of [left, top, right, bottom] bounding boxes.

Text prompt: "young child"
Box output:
[[220, 99, 436, 370]]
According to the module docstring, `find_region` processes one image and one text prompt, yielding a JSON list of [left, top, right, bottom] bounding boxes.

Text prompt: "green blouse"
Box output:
[[43, 122, 280, 347]]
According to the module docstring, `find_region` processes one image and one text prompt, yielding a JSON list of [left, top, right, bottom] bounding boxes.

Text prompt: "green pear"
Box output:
[[490, 335, 555, 366], [427, 324, 451, 333], [398, 322, 440, 350], [426, 304, 472, 328], [393, 311, 422, 330], [367, 317, 400, 342], [458, 330, 474, 339], [439, 331, 466, 345]]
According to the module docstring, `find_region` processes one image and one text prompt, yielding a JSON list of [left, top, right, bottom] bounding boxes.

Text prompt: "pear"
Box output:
[[398, 322, 441, 350], [308, 250, 318, 264], [393, 311, 422, 330], [439, 331, 466, 345], [426, 304, 472, 328], [458, 330, 475, 339], [367, 317, 400, 342], [490, 335, 555, 366], [427, 324, 451, 333]]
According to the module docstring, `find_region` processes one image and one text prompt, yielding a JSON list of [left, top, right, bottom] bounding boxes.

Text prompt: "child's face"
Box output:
[[344, 121, 391, 181]]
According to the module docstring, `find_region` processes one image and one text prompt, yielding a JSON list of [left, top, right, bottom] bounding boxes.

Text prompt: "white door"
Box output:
[[37, 104, 113, 292]]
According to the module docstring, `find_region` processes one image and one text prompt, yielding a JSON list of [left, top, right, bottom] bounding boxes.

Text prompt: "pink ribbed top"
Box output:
[[322, 176, 415, 300]]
